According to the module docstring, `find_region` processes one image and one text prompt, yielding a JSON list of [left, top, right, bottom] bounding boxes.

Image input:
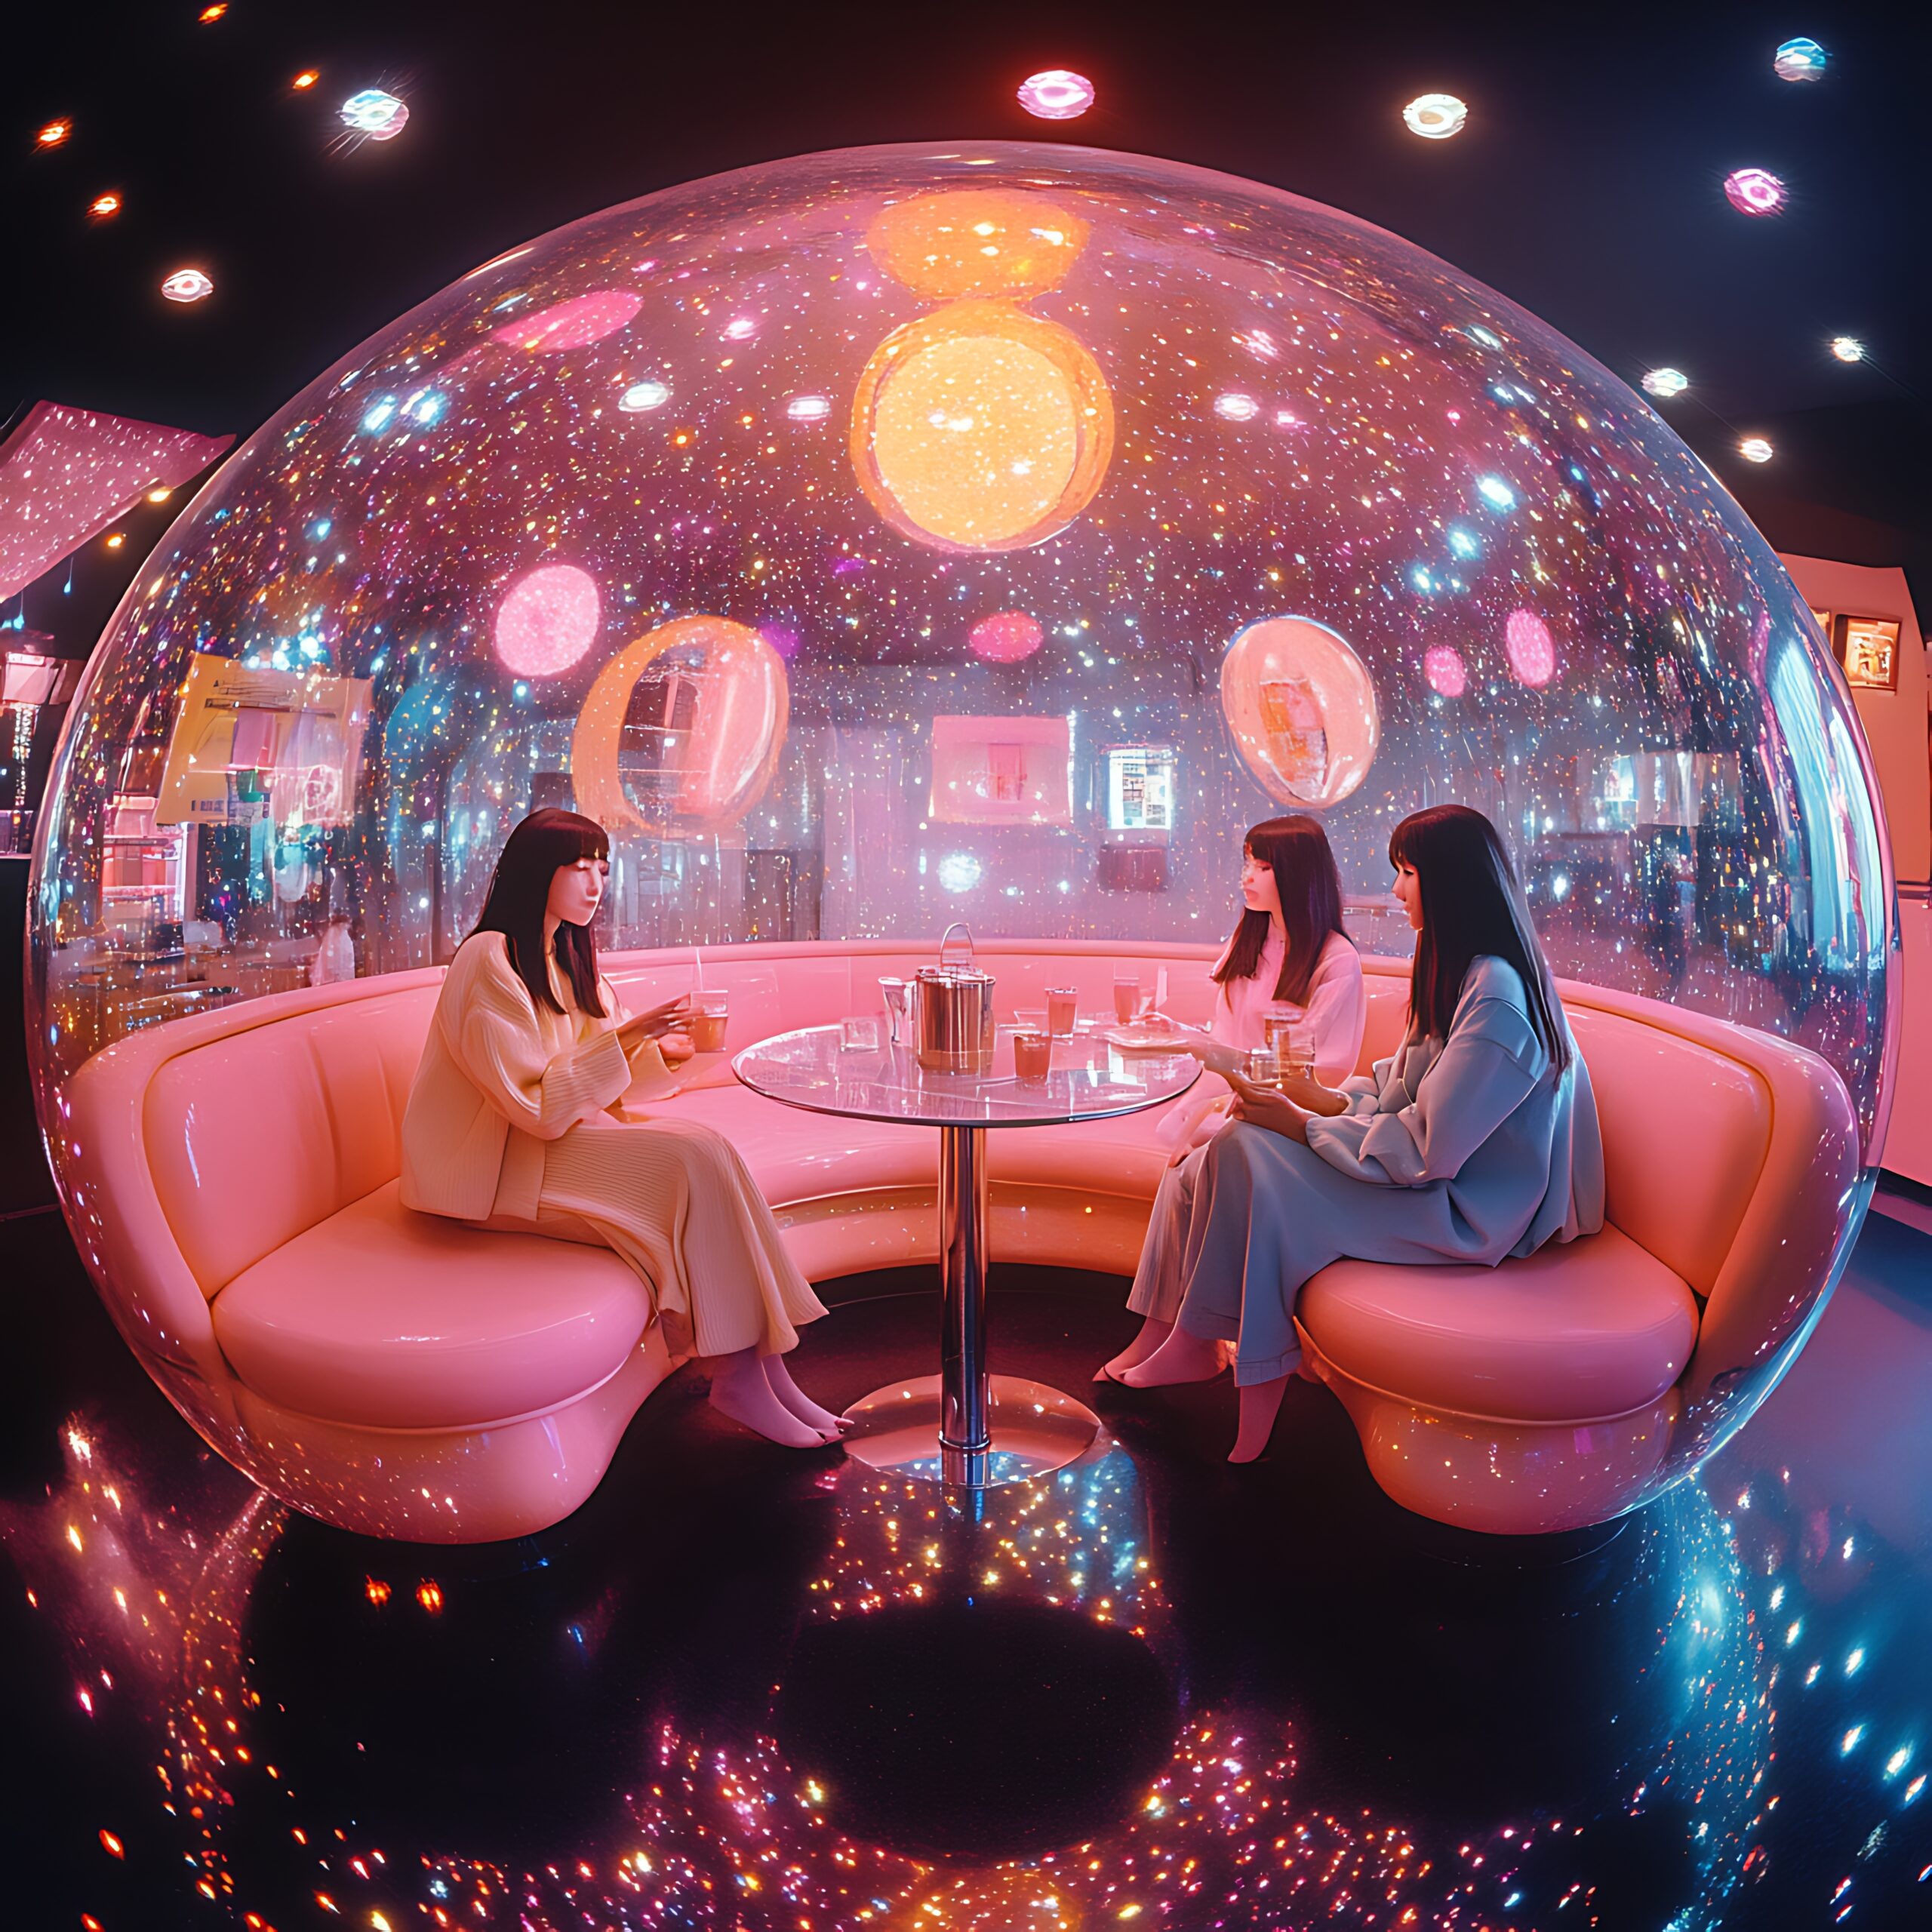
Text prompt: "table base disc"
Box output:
[[840, 1374, 1104, 1487]]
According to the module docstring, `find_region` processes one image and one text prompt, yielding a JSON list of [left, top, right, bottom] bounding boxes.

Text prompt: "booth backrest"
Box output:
[[144, 983, 439, 1297], [1354, 962, 1770, 1298], [127, 940, 1778, 1308]]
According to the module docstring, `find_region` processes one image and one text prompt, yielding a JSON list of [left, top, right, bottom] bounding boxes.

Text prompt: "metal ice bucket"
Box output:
[[912, 924, 996, 1075]]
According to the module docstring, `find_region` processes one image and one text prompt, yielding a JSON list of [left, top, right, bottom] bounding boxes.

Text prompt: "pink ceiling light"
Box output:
[[1723, 168, 1787, 217], [1017, 69, 1094, 120]]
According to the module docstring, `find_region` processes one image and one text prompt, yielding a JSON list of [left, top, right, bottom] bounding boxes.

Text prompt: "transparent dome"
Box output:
[[29, 140, 1894, 1156]]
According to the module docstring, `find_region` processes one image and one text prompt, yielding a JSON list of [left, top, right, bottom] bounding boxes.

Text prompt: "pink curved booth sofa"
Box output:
[[57, 940, 1860, 1541]]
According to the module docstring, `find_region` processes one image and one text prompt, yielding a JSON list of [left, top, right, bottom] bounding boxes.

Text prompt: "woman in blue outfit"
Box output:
[[1114, 803, 1604, 1463]]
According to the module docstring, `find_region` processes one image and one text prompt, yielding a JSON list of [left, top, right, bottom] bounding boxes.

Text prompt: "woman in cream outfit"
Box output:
[[1100, 814, 1364, 1383], [401, 809, 840, 1448]]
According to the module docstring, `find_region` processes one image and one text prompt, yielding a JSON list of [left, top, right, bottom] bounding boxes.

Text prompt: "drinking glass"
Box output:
[[1045, 987, 1078, 1038], [1262, 1003, 1297, 1060], [878, 977, 909, 1045], [691, 990, 730, 1052], [841, 1014, 880, 1051], [1246, 1046, 1282, 1089], [1280, 1023, 1316, 1083], [1112, 971, 1144, 1026], [1012, 1029, 1052, 1081]]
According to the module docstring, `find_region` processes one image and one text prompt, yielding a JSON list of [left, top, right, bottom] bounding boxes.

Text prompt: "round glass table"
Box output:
[[734, 1023, 1200, 1487]]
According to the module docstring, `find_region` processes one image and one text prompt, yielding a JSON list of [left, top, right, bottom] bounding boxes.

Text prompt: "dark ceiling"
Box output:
[[7, 0, 1930, 645]]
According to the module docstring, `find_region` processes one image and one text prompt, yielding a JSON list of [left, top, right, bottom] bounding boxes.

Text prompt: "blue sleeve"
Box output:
[[1303, 971, 1542, 1187]]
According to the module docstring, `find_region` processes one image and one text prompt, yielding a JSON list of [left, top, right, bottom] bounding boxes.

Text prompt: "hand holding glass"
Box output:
[[617, 996, 691, 1055]]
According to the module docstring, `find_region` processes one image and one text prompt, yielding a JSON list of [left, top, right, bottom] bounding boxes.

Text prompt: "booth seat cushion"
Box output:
[[1299, 1225, 1700, 1424], [212, 1181, 652, 1430]]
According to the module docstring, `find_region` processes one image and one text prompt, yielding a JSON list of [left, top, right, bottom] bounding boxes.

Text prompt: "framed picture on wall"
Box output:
[[1832, 614, 1901, 692]]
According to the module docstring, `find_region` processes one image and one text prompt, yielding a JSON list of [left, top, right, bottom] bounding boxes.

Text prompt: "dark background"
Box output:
[[5, 0, 1929, 648]]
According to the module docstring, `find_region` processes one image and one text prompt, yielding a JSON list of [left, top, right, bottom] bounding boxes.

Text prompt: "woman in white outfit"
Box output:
[[1099, 814, 1364, 1383]]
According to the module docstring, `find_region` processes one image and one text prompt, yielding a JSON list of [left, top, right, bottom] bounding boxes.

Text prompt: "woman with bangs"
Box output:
[[401, 809, 840, 1448], [1107, 804, 1604, 1464], [1099, 814, 1364, 1383]]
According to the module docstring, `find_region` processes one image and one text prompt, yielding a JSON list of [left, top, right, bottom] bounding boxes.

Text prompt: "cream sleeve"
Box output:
[[448, 943, 634, 1140]]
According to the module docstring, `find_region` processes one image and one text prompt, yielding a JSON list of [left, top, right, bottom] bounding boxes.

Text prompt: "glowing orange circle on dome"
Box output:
[[851, 300, 1114, 552], [865, 188, 1090, 302], [570, 615, 789, 836], [1220, 615, 1380, 809]]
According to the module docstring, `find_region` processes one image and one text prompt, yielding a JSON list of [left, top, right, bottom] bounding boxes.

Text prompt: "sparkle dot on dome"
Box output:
[[938, 853, 983, 893], [1016, 69, 1094, 120], [1829, 335, 1865, 364], [722, 316, 759, 342], [36, 118, 70, 147], [1402, 93, 1468, 140], [786, 393, 832, 421], [1642, 368, 1689, 399], [619, 380, 672, 413], [1214, 392, 1260, 423], [88, 192, 122, 220], [1740, 436, 1775, 464], [1423, 645, 1468, 697], [1774, 38, 1828, 82], [493, 564, 601, 678], [496, 291, 641, 353], [160, 269, 213, 304], [1503, 610, 1555, 688], [1724, 168, 1787, 217], [1475, 475, 1516, 512], [339, 88, 409, 140], [968, 611, 1045, 663]]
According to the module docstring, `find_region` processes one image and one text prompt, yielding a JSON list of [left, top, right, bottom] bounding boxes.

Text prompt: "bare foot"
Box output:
[[1228, 1374, 1290, 1463], [1117, 1325, 1226, 1388], [1096, 1315, 1174, 1383], [708, 1352, 838, 1447], [761, 1351, 851, 1434]]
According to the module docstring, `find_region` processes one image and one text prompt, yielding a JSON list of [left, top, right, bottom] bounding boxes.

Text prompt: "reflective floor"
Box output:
[[4, 1197, 1930, 1930]]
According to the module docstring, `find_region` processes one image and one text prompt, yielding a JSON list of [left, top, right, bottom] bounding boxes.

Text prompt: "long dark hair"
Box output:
[[470, 808, 611, 1018], [1211, 814, 1349, 1007], [1389, 804, 1568, 1070]]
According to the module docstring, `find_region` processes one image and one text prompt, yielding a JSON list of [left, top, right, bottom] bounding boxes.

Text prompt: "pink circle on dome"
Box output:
[[493, 291, 641, 353], [1503, 610, 1555, 688], [494, 564, 601, 677], [969, 611, 1045, 662], [1423, 645, 1467, 697]]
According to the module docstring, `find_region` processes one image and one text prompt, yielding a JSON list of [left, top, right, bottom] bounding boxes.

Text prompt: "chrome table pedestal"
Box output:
[[839, 1123, 1103, 1487]]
